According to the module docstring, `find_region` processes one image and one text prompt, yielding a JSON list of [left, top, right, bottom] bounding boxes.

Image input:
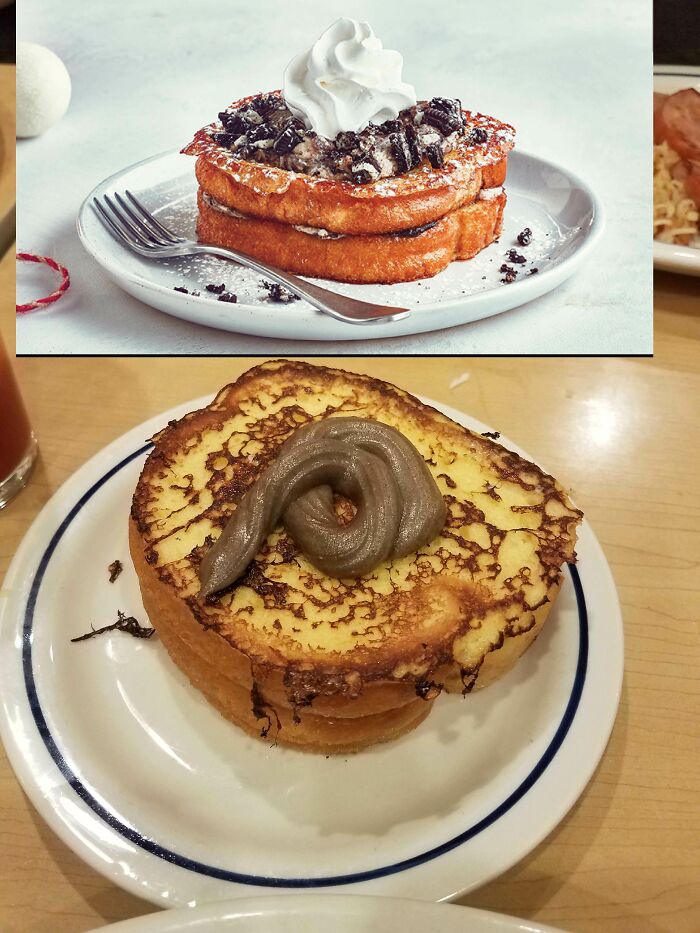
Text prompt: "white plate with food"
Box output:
[[653, 66, 700, 276], [77, 148, 603, 340], [0, 376, 622, 908], [89, 894, 568, 933]]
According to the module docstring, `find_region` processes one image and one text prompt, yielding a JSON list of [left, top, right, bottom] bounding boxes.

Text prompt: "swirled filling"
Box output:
[[198, 417, 447, 597]]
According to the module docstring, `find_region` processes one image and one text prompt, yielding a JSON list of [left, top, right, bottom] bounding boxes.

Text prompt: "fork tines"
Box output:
[[92, 189, 185, 251]]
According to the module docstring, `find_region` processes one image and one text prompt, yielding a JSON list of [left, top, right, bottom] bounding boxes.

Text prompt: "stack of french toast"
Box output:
[[129, 361, 582, 754], [183, 92, 515, 284]]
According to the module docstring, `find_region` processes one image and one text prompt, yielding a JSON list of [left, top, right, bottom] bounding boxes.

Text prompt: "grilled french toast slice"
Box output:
[[130, 360, 582, 752], [195, 189, 506, 283], [182, 94, 514, 235]]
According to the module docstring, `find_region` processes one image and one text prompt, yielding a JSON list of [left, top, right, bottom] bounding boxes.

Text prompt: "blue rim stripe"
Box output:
[[22, 445, 588, 888]]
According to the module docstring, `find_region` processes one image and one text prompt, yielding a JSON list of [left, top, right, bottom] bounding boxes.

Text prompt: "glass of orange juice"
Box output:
[[0, 337, 38, 508]]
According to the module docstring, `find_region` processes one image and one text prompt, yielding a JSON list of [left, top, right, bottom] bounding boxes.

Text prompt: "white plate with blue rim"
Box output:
[[0, 394, 622, 908], [77, 149, 604, 340], [88, 894, 570, 932], [653, 65, 700, 277]]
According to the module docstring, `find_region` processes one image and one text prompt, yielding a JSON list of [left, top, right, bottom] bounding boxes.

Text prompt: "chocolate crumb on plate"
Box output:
[[505, 249, 527, 264], [206, 283, 226, 294], [262, 281, 300, 303], [529, 268, 539, 275], [174, 286, 189, 294], [107, 560, 123, 583], [517, 227, 532, 246], [481, 430, 501, 439], [217, 292, 238, 303], [500, 264, 517, 284]]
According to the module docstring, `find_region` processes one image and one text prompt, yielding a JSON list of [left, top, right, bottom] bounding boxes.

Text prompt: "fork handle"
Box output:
[[196, 244, 411, 325]]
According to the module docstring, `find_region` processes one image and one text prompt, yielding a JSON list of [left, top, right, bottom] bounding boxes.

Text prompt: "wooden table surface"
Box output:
[[1, 253, 699, 931]]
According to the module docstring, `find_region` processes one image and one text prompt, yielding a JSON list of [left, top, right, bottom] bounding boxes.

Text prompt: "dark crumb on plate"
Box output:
[[517, 227, 532, 246], [529, 268, 539, 275], [206, 283, 226, 294], [481, 430, 501, 439], [71, 610, 155, 643], [174, 286, 189, 293], [500, 263, 517, 283], [505, 249, 526, 264], [217, 292, 238, 303], [191, 291, 200, 297], [262, 281, 300, 303], [107, 559, 123, 583]]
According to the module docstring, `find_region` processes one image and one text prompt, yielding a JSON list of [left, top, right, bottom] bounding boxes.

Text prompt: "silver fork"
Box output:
[[92, 191, 411, 325]]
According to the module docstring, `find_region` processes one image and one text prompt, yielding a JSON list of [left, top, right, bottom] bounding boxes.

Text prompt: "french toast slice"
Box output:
[[195, 188, 506, 283], [130, 360, 582, 752], [182, 95, 514, 235]]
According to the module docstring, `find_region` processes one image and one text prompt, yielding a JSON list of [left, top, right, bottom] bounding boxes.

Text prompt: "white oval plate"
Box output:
[[89, 894, 568, 933], [653, 66, 700, 277], [77, 150, 604, 341], [0, 395, 622, 908]]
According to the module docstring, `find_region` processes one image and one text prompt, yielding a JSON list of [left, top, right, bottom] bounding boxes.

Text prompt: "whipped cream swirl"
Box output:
[[283, 18, 417, 140]]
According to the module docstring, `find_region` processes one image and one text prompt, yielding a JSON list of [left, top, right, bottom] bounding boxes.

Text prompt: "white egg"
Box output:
[[17, 42, 72, 138]]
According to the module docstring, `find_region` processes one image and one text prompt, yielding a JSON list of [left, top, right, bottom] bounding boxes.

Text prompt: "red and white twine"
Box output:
[[16, 252, 71, 314]]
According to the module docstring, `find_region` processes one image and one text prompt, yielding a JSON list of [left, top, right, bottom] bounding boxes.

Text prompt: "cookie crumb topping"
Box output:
[[206, 92, 491, 184]]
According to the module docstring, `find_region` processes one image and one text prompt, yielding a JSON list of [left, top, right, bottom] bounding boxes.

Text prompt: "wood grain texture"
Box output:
[[0, 66, 14, 254], [1, 293, 699, 931]]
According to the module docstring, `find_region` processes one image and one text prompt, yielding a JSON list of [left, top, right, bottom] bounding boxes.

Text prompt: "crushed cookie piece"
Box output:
[[212, 132, 237, 149], [425, 143, 444, 169], [273, 124, 303, 154], [262, 281, 300, 303], [505, 249, 527, 264], [217, 292, 238, 303], [517, 227, 532, 246], [174, 286, 189, 294], [206, 283, 226, 294], [423, 106, 461, 135], [481, 431, 501, 439], [389, 131, 413, 173]]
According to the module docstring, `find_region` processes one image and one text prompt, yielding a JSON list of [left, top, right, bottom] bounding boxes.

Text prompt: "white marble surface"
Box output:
[[16, 0, 652, 355]]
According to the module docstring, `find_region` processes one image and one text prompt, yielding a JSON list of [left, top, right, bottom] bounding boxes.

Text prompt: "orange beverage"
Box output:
[[0, 337, 38, 507]]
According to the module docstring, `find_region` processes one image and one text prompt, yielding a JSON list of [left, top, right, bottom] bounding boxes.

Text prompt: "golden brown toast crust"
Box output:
[[129, 519, 419, 720], [183, 94, 514, 235], [156, 617, 432, 753], [195, 189, 506, 283], [131, 361, 582, 702]]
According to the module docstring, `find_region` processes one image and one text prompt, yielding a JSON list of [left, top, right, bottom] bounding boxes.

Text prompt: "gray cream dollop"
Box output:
[[198, 417, 446, 598]]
